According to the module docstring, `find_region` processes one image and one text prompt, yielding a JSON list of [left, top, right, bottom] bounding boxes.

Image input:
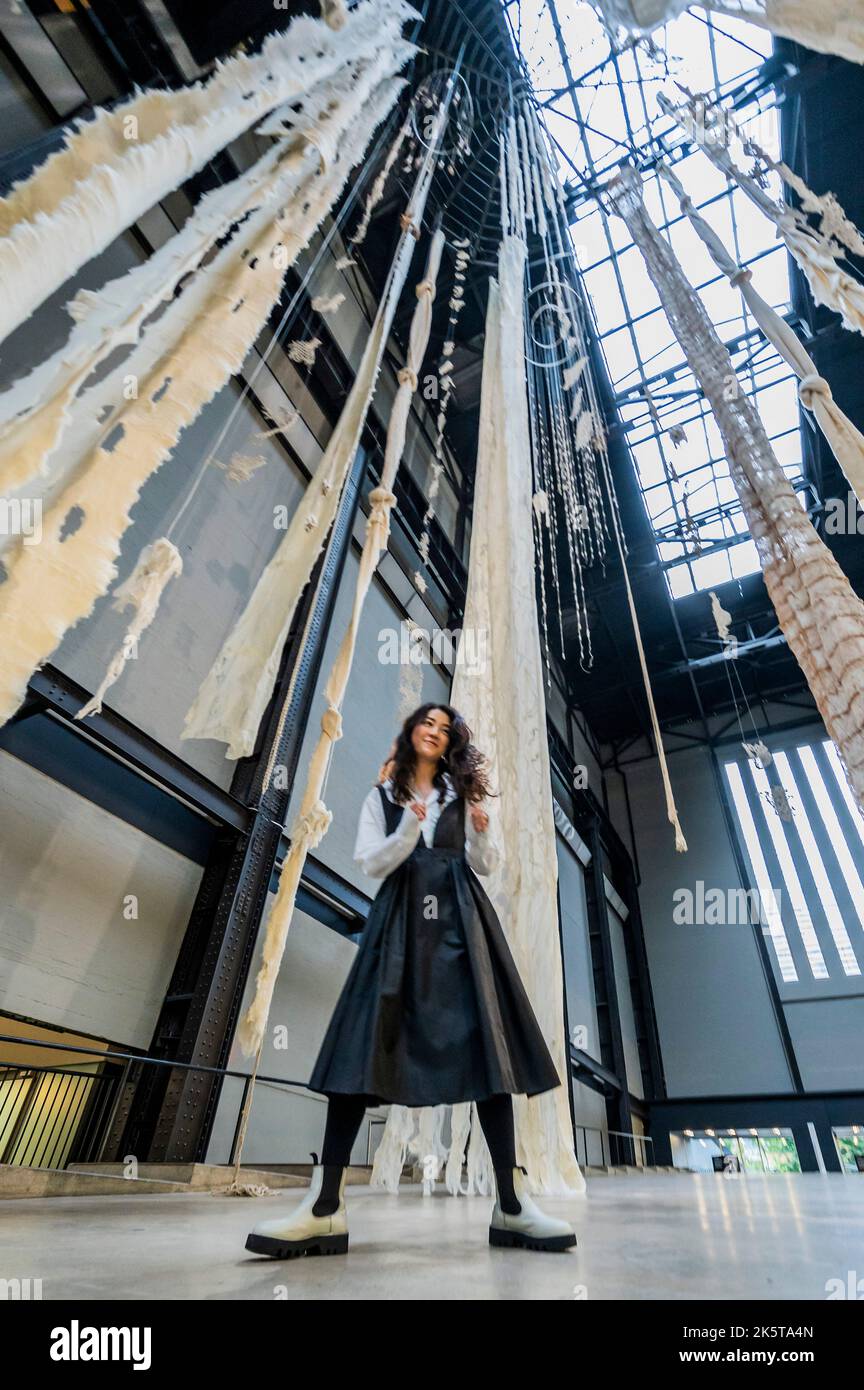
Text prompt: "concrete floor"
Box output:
[[3, 1173, 863, 1300]]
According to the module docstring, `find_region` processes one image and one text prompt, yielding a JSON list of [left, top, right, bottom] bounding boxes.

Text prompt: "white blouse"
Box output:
[[353, 775, 500, 880]]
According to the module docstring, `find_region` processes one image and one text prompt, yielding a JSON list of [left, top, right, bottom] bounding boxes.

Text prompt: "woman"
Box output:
[[246, 703, 577, 1257]]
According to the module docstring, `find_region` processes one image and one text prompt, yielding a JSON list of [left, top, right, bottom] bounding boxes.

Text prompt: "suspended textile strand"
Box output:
[[658, 93, 864, 339], [608, 163, 864, 812], [233, 226, 446, 1064], [0, 0, 419, 347], [658, 159, 864, 511], [0, 43, 406, 515], [0, 65, 408, 729], [75, 539, 183, 719], [592, 1, 864, 66], [184, 85, 452, 760]]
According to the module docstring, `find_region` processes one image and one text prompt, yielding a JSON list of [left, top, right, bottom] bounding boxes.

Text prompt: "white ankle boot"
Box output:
[[245, 1164, 349, 1258], [489, 1166, 578, 1252]]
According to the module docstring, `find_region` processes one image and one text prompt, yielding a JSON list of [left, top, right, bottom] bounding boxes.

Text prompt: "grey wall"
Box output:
[[0, 751, 201, 1048], [606, 744, 794, 1098]]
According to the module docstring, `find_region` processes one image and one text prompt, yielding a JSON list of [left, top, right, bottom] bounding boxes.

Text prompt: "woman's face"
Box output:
[[410, 708, 451, 762]]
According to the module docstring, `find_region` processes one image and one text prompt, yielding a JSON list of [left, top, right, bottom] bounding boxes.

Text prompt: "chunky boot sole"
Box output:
[[245, 1231, 349, 1259], [489, 1225, 577, 1252]]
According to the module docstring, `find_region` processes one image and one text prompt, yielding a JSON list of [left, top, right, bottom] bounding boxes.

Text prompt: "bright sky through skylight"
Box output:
[[507, 0, 807, 598]]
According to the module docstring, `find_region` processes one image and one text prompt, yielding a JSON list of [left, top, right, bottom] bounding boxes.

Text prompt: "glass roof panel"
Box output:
[[508, 0, 804, 597]]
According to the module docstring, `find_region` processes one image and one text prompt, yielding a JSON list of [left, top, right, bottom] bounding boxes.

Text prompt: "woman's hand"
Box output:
[[469, 804, 489, 834], [376, 742, 397, 785], [409, 800, 428, 822]]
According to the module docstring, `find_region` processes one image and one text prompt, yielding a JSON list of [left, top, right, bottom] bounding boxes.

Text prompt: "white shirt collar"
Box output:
[[381, 772, 456, 805]]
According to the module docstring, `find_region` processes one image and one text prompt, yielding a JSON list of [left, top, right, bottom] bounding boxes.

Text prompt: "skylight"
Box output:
[[508, 0, 809, 597]]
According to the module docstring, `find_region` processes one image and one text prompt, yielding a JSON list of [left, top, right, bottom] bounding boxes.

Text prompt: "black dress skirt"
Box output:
[[307, 786, 562, 1108]]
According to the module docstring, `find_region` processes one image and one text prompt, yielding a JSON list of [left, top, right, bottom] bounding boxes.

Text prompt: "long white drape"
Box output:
[[0, 0, 418, 347], [374, 236, 586, 1199], [593, 1, 864, 65], [609, 163, 864, 811]]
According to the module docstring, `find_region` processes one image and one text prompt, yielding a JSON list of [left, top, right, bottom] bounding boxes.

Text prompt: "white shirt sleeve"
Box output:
[[353, 786, 422, 879], [464, 802, 501, 876]]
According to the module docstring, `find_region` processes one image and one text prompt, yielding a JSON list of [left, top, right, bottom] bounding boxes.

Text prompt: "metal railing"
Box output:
[[0, 1062, 124, 1170], [0, 1034, 655, 1173], [573, 1125, 655, 1169]]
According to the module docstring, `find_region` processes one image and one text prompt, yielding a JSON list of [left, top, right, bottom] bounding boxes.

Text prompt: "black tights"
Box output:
[[314, 1092, 521, 1215]]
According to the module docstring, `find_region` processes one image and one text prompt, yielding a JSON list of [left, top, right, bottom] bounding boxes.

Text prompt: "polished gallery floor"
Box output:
[[4, 1173, 863, 1301]]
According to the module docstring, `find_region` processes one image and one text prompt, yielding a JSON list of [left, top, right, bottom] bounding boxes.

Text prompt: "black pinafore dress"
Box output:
[[307, 786, 561, 1107]]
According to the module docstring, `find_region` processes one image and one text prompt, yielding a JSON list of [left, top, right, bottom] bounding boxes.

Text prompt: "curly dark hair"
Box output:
[[386, 703, 495, 806]]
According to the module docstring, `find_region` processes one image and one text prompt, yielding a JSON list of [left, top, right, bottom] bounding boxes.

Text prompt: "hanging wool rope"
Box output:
[[608, 162, 864, 812], [775, 163, 864, 259], [0, 72, 406, 729], [218, 452, 270, 484], [606, 470, 689, 851], [286, 336, 322, 365], [75, 539, 183, 719], [592, 1, 864, 66], [658, 93, 864, 338], [184, 86, 453, 761], [513, 95, 609, 677], [414, 236, 471, 589], [233, 230, 445, 1082], [704, 105, 864, 262], [310, 291, 346, 314], [320, 0, 349, 28], [709, 589, 738, 658], [348, 116, 413, 248], [0, 0, 416, 348], [658, 159, 864, 511]]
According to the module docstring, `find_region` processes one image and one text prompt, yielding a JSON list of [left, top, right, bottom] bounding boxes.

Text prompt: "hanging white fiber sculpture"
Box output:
[[321, 0, 349, 29], [659, 93, 864, 339], [219, 453, 270, 484], [75, 539, 183, 719], [609, 162, 864, 812], [0, 0, 418, 348], [233, 227, 446, 1062], [0, 37, 411, 523], [659, 159, 864, 511], [184, 92, 452, 761], [592, 1, 864, 66], [349, 117, 412, 248], [287, 337, 322, 365], [0, 69, 407, 729], [310, 292, 346, 314], [379, 234, 586, 1199]]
